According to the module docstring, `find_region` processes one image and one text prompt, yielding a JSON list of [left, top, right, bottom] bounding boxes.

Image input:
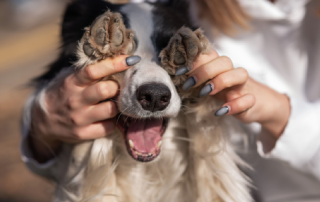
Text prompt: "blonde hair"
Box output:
[[106, 0, 129, 4], [107, 0, 250, 34], [196, 0, 250, 34]]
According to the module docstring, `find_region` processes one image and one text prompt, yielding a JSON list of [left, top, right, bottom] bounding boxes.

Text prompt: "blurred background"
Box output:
[[1, 1, 320, 202], [0, 0, 67, 201]]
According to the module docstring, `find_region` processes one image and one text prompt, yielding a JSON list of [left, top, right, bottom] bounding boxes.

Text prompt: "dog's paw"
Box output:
[[159, 27, 211, 86], [76, 11, 136, 68]]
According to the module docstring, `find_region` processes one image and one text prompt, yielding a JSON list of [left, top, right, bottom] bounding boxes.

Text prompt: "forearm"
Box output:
[[21, 92, 58, 179], [257, 98, 320, 174], [26, 90, 63, 163], [260, 93, 291, 139]]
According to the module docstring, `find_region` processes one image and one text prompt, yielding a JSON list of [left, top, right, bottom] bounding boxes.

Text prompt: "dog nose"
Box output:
[[136, 83, 171, 112]]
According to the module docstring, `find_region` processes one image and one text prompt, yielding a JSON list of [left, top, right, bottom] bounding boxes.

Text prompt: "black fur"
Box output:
[[34, 0, 193, 87], [151, 0, 196, 56]]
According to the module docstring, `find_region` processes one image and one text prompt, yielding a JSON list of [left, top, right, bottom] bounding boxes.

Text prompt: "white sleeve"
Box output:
[[257, 97, 320, 179], [20, 89, 57, 180]]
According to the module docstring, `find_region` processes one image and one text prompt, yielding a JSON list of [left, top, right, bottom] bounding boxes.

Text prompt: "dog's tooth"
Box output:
[[128, 140, 134, 148], [148, 153, 152, 156], [157, 141, 162, 149]]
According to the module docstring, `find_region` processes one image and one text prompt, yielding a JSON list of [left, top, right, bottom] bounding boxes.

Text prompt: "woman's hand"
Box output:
[[29, 55, 141, 162], [180, 50, 291, 138]]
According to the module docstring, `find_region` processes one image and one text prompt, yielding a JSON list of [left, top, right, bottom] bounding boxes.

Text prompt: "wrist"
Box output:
[[261, 94, 291, 139], [28, 131, 62, 163], [29, 100, 62, 163]]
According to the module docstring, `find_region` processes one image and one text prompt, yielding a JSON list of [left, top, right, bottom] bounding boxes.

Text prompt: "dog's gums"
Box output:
[[117, 115, 168, 162]]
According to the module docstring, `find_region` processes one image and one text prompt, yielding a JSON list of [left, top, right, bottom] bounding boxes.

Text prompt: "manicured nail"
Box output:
[[175, 67, 189, 76], [182, 77, 196, 91], [199, 83, 213, 97], [214, 106, 229, 116], [126, 55, 141, 66]]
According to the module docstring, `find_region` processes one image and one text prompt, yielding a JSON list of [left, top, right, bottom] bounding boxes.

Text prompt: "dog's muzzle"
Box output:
[[117, 83, 173, 162]]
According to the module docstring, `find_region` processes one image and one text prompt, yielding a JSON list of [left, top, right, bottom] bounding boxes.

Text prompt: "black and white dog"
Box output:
[[33, 0, 251, 201]]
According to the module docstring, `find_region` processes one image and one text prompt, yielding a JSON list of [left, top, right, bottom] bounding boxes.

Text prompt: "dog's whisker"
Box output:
[[162, 136, 193, 143], [115, 107, 129, 125]]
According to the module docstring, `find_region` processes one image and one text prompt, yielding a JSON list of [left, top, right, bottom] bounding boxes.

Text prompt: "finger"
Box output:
[[214, 94, 255, 116], [82, 80, 119, 105], [71, 101, 118, 126], [198, 67, 248, 97], [182, 56, 233, 90], [191, 49, 219, 71], [72, 120, 116, 140], [175, 49, 219, 76], [75, 55, 141, 86]]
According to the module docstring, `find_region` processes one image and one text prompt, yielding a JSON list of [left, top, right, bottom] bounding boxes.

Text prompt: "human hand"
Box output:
[[179, 50, 290, 138], [29, 55, 141, 162]]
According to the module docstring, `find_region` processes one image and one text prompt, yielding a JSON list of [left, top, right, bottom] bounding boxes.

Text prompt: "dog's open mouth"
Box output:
[[117, 115, 168, 162]]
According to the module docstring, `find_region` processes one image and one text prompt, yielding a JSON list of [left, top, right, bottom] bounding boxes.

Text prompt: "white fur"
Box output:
[[52, 97, 252, 202], [50, 3, 252, 202], [118, 4, 181, 119]]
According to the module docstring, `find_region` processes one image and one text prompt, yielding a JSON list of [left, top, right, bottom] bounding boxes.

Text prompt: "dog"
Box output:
[[34, 0, 252, 201]]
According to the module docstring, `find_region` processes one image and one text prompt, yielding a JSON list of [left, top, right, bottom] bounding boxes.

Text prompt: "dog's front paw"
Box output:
[[76, 11, 136, 68], [159, 27, 211, 86]]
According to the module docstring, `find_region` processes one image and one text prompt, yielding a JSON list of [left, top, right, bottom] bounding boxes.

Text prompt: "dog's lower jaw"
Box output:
[[52, 104, 252, 202], [117, 115, 169, 162]]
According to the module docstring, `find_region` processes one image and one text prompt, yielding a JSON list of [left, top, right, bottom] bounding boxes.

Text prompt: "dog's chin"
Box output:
[[117, 114, 168, 162]]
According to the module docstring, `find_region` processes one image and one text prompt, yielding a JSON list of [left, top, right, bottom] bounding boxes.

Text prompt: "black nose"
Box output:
[[136, 83, 171, 112]]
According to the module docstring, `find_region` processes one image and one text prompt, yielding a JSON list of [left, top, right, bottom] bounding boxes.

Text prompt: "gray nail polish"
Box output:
[[175, 67, 189, 76], [182, 77, 196, 91], [199, 84, 213, 97], [215, 106, 229, 116], [126, 55, 141, 66]]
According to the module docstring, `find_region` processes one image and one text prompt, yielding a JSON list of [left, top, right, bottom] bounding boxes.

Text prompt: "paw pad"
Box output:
[[78, 11, 136, 64], [159, 27, 211, 86], [83, 42, 94, 57]]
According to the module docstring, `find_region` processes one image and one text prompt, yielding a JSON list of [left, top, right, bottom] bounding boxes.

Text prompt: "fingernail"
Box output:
[[182, 77, 196, 91], [175, 66, 189, 76], [214, 106, 229, 116], [126, 55, 141, 66], [199, 83, 213, 97]]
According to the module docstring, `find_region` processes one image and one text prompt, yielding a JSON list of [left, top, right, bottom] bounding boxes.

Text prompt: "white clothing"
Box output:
[[204, 0, 320, 180], [21, 0, 320, 182]]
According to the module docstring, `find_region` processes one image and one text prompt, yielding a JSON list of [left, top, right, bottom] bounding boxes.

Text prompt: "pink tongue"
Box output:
[[127, 119, 163, 153]]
